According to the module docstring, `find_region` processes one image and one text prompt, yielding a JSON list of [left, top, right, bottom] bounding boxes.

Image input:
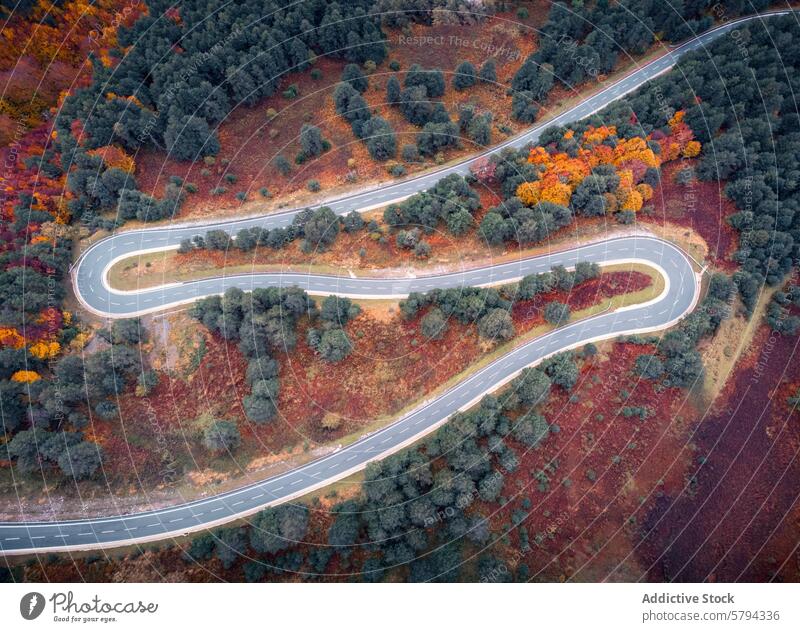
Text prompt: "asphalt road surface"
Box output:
[[72, 11, 787, 318], [3, 13, 785, 553], [2, 235, 698, 554]]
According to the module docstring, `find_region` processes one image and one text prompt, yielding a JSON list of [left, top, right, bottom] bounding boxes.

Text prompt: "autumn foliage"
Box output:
[[0, 328, 25, 349], [0, 125, 75, 367], [0, 1, 145, 137], [11, 370, 40, 383], [28, 340, 61, 360], [683, 140, 701, 158], [516, 114, 700, 214], [88, 145, 136, 173]]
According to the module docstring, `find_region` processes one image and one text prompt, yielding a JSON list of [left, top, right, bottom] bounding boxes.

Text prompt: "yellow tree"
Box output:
[[682, 140, 701, 158], [621, 189, 644, 212], [11, 370, 40, 383], [636, 183, 654, 202], [540, 181, 572, 206], [516, 181, 541, 206]]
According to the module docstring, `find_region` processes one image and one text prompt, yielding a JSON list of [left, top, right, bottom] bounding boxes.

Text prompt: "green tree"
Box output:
[[328, 500, 360, 548], [235, 227, 258, 251], [414, 240, 431, 258], [446, 208, 473, 236], [213, 527, 247, 569], [243, 394, 277, 424], [707, 273, 734, 302], [542, 352, 579, 390], [478, 212, 510, 246], [342, 63, 368, 92], [634, 354, 665, 380], [300, 124, 325, 158], [552, 265, 575, 291], [574, 261, 600, 284], [320, 296, 361, 327], [110, 317, 144, 344], [479, 59, 497, 84], [512, 412, 550, 447], [203, 420, 241, 452], [203, 229, 230, 250], [421, 308, 447, 340], [478, 470, 504, 502], [94, 400, 118, 420], [274, 155, 291, 175], [302, 206, 340, 250], [399, 85, 434, 126], [318, 329, 353, 362], [250, 504, 310, 554], [341, 210, 365, 233], [164, 115, 220, 161], [543, 301, 570, 326], [512, 91, 539, 123], [386, 76, 401, 104], [362, 116, 397, 161], [452, 60, 477, 91], [511, 368, 551, 407], [466, 113, 492, 146], [477, 309, 515, 341], [6, 429, 46, 473], [58, 441, 103, 479], [663, 350, 704, 388], [518, 272, 555, 299], [416, 120, 460, 156], [405, 64, 445, 97], [334, 82, 370, 126], [246, 357, 279, 385]]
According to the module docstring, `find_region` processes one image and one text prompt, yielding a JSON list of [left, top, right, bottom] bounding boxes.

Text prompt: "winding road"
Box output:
[[3, 236, 699, 554], [72, 10, 787, 318], [1, 12, 784, 553]]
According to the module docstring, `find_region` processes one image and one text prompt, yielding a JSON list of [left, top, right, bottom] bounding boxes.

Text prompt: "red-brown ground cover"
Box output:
[[87, 332, 250, 481], [511, 271, 651, 327], [168, 215, 489, 273], [641, 161, 739, 269], [467, 312, 800, 583], [89, 270, 651, 487], [129, 11, 547, 220], [633, 322, 800, 582], [474, 341, 699, 581], [0, 0, 144, 145], [10, 339, 697, 582], [17, 317, 800, 583]]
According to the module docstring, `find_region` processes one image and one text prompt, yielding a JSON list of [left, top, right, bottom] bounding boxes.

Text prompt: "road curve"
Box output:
[[72, 11, 789, 318], [6, 14, 785, 553], [2, 235, 700, 554]]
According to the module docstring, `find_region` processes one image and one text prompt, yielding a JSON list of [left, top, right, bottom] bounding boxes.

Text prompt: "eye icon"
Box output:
[[20, 592, 45, 620]]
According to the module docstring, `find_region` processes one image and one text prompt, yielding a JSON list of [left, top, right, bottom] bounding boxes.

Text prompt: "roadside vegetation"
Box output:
[[2, 0, 799, 584], [2, 262, 656, 497]]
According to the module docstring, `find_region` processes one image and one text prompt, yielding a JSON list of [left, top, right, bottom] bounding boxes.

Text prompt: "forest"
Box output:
[[0, 0, 798, 583], [3, 0, 797, 491], [158, 8, 800, 580], [565, 11, 800, 290]]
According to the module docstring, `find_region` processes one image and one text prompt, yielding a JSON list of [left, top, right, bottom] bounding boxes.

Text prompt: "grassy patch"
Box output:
[[186, 336, 207, 375], [699, 283, 778, 404], [107, 250, 351, 292], [107, 244, 669, 297]]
